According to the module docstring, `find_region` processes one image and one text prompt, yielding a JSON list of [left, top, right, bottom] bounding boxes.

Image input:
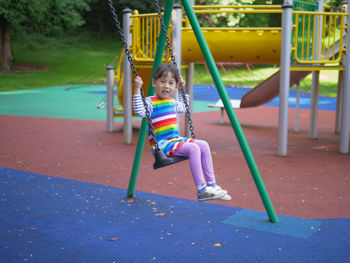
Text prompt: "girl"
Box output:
[[133, 63, 230, 201]]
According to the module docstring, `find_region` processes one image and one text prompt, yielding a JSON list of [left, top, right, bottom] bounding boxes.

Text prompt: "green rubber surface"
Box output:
[[0, 85, 216, 121]]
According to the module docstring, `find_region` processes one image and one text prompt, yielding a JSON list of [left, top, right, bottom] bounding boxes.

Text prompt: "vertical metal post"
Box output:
[[123, 8, 133, 144], [335, 71, 343, 134], [127, 0, 174, 198], [182, 0, 278, 223], [309, 71, 319, 139], [309, 0, 323, 139], [294, 81, 300, 133], [172, 3, 182, 132], [316, 0, 324, 56], [339, 0, 350, 153], [173, 3, 182, 71], [278, 0, 293, 156], [106, 66, 115, 132]]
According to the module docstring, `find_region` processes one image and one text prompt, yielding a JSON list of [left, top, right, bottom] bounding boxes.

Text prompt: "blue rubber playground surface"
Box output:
[[193, 85, 337, 111], [1, 167, 349, 263]]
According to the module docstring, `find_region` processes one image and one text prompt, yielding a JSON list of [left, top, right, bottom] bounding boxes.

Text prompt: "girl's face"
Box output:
[[152, 71, 177, 99]]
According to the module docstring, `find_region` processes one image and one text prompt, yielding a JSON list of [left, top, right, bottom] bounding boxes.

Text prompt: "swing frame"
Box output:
[[109, 0, 279, 223]]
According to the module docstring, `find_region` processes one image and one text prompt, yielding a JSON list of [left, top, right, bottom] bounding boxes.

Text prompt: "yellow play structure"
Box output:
[[113, 3, 347, 115]]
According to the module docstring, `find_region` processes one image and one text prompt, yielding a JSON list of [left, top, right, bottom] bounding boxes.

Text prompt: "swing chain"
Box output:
[[107, 0, 137, 78], [107, 0, 160, 151], [153, 0, 195, 139]]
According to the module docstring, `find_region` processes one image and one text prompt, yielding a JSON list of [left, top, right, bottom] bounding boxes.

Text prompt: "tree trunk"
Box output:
[[0, 16, 13, 74]]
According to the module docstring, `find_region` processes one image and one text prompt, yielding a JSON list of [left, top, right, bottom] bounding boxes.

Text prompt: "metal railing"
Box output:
[[130, 10, 172, 63], [292, 10, 348, 64]]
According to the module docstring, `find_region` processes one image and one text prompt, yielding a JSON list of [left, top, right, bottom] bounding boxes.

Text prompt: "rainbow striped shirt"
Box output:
[[133, 95, 194, 156]]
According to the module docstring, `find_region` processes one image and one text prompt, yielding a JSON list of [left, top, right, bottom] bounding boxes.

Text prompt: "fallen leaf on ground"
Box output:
[[155, 213, 166, 217]]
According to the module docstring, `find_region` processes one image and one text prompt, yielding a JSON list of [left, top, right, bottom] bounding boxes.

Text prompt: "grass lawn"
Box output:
[[0, 33, 340, 97], [0, 33, 121, 91]]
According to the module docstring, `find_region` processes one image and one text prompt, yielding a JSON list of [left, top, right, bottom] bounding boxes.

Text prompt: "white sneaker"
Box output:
[[207, 185, 227, 196], [197, 185, 227, 201], [219, 194, 231, 201], [208, 185, 231, 201]]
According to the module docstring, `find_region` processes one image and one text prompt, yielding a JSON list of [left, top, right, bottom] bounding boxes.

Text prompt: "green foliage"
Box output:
[[1, 0, 345, 38], [238, 0, 271, 27], [189, 0, 280, 28], [0, 0, 95, 36], [268, 0, 282, 27], [83, 0, 166, 35], [324, 0, 343, 8], [195, 0, 256, 27]]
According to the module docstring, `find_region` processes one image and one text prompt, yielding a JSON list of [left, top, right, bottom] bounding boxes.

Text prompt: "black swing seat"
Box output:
[[153, 150, 188, 169]]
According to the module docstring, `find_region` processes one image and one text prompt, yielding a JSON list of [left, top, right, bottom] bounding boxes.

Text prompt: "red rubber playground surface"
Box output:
[[0, 85, 349, 262]]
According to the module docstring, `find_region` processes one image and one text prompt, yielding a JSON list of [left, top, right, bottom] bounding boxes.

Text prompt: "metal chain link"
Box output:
[[107, 0, 160, 151], [153, 0, 196, 139]]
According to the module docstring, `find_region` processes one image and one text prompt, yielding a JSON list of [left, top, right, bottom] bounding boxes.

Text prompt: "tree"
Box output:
[[0, 0, 95, 73], [0, 13, 12, 73]]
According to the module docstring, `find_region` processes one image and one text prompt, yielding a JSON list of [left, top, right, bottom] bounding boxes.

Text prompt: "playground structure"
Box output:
[[107, 0, 350, 156]]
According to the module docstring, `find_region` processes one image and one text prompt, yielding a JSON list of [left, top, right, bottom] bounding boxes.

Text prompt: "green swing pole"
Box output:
[[181, 0, 279, 223], [127, 0, 174, 198]]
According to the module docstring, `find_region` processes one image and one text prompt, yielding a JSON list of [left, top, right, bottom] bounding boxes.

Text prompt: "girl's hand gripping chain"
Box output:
[[134, 76, 143, 95], [178, 75, 185, 91]]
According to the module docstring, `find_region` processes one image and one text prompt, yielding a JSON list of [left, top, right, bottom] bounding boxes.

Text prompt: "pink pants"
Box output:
[[173, 140, 216, 188]]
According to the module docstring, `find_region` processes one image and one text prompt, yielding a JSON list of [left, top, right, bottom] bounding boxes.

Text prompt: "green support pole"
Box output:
[[181, 0, 279, 223], [127, 0, 174, 198]]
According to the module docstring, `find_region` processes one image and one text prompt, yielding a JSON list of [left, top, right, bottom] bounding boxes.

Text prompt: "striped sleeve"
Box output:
[[133, 95, 153, 118], [175, 93, 190, 114]]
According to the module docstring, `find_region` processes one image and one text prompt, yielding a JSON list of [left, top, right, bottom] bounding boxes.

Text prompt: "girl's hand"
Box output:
[[134, 76, 143, 95], [178, 75, 185, 90]]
